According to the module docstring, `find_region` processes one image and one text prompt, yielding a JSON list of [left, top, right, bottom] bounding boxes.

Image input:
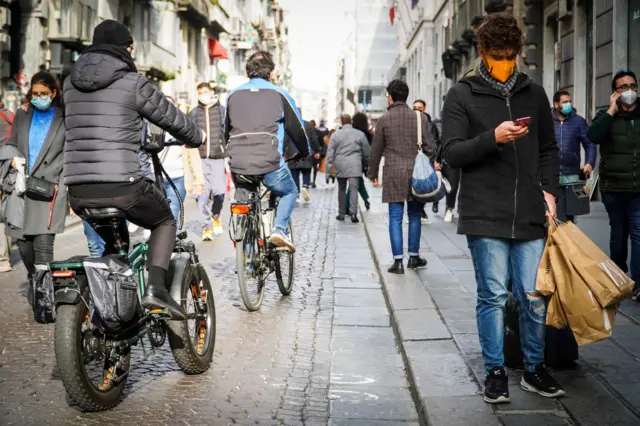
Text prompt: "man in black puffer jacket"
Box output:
[[64, 20, 203, 319]]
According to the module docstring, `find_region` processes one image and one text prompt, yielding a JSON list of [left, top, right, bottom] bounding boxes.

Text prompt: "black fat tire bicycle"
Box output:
[[51, 133, 215, 411], [229, 178, 294, 312]]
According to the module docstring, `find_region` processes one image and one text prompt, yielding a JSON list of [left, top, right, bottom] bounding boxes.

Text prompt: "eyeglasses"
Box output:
[[616, 84, 638, 92]]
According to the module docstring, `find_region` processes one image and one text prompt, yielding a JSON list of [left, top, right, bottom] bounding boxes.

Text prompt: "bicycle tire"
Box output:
[[275, 223, 294, 295], [236, 217, 265, 311], [167, 264, 215, 374], [55, 288, 130, 412]]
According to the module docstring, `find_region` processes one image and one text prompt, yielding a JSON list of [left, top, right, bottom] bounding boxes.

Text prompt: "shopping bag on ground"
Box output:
[[549, 244, 616, 345], [550, 219, 634, 307]]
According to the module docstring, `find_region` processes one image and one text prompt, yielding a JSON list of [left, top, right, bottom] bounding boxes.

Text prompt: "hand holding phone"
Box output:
[[513, 117, 532, 127]]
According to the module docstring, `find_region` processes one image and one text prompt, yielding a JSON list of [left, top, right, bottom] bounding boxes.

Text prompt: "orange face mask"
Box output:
[[483, 56, 516, 83]]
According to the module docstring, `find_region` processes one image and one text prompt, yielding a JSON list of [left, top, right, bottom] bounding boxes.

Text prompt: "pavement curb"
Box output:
[[358, 198, 430, 426]]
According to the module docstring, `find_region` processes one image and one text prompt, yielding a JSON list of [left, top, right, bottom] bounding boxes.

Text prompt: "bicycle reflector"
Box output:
[[52, 270, 74, 278], [231, 204, 250, 214]]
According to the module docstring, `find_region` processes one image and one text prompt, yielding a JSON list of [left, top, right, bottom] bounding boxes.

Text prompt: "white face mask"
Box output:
[[198, 93, 212, 105], [620, 90, 638, 106]]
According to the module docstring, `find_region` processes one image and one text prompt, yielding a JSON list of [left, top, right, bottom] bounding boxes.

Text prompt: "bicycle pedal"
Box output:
[[149, 307, 172, 319]]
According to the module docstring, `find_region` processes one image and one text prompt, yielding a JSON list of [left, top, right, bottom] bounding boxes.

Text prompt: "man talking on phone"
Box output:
[[441, 13, 562, 405]]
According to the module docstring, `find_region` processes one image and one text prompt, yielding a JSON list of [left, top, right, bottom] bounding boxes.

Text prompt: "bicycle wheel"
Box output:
[[275, 223, 294, 295], [236, 217, 265, 311], [167, 263, 215, 374]]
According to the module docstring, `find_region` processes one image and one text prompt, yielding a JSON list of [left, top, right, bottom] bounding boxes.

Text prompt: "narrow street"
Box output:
[[0, 188, 418, 426]]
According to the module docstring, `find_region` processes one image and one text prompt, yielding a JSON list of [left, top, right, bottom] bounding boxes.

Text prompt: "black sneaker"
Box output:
[[336, 215, 345, 221], [432, 202, 439, 214], [351, 214, 360, 223], [407, 256, 427, 269], [484, 367, 510, 404], [521, 364, 566, 398], [388, 260, 404, 274]]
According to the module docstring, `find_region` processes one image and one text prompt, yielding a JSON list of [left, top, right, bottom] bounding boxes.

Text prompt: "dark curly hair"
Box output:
[[476, 13, 523, 55], [246, 51, 275, 80]]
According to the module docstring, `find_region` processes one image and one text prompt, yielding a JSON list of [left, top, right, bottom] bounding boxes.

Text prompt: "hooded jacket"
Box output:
[[442, 69, 558, 241], [63, 51, 202, 186], [552, 109, 596, 175]]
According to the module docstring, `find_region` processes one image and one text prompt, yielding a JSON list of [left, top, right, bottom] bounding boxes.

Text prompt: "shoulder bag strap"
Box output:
[[415, 110, 422, 152]]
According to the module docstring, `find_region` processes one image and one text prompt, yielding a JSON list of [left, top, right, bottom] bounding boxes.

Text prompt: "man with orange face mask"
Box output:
[[442, 13, 562, 405]]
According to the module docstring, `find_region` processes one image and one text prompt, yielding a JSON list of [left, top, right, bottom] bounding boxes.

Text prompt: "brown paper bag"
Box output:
[[546, 292, 568, 329], [536, 243, 556, 296], [549, 245, 616, 346], [551, 220, 634, 307]]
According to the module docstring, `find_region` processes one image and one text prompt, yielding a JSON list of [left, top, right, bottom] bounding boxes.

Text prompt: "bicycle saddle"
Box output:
[[82, 208, 126, 220]]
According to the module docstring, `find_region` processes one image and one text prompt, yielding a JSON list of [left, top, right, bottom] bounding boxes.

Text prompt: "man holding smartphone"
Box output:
[[441, 13, 563, 405]]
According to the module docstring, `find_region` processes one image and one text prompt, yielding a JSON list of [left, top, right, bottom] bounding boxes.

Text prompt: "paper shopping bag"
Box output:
[[550, 220, 634, 307], [548, 245, 616, 346], [536, 243, 556, 296], [546, 292, 568, 329]]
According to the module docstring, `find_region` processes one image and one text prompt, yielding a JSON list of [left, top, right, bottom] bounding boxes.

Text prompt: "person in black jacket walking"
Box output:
[[191, 82, 227, 240], [64, 20, 204, 319], [442, 13, 563, 404]]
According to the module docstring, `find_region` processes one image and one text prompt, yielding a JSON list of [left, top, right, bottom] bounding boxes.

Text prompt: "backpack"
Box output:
[[0, 109, 14, 143], [411, 111, 450, 202]]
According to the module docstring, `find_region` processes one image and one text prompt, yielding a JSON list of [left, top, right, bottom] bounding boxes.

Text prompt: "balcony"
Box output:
[[209, 4, 231, 34], [177, 0, 211, 28], [134, 41, 178, 81]]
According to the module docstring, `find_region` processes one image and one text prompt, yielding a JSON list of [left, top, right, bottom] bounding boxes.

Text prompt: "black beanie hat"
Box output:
[[92, 19, 133, 46]]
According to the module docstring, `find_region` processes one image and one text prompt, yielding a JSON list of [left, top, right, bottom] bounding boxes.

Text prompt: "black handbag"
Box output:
[[26, 176, 57, 201]]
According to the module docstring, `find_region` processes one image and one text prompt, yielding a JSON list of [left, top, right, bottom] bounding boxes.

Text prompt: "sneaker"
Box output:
[[350, 214, 359, 223], [521, 365, 566, 398], [407, 256, 428, 269], [202, 227, 213, 241], [421, 216, 431, 225], [432, 202, 439, 214], [212, 218, 224, 235], [632, 288, 640, 302], [484, 367, 510, 404], [444, 209, 454, 223], [268, 230, 295, 253], [301, 187, 310, 201], [336, 215, 345, 221]]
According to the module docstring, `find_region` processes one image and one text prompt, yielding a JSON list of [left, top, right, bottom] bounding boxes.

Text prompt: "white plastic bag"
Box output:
[[15, 160, 26, 196]]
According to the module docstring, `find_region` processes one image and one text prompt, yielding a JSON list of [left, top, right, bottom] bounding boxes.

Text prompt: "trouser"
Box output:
[[312, 158, 320, 185], [17, 234, 55, 277], [431, 163, 460, 211], [389, 201, 422, 259], [164, 176, 186, 222], [70, 180, 176, 271], [601, 192, 640, 292], [345, 177, 369, 211], [199, 158, 226, 229], [467, 236, 546, 373], [290, 168, 311, 194], [0, 222, 12, 269], [233, 164, 298, 233], [338, 177, 359, 216], [82, 220, 105, 258]]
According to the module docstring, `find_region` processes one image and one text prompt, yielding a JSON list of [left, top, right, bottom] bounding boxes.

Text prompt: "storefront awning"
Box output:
[[209, 39, 228, 60]]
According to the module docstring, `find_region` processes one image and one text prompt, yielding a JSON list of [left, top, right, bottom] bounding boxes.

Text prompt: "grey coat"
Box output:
[[0, 144, 24, 237], [6, 106, 68, 236], [326, 124, 371, 178]]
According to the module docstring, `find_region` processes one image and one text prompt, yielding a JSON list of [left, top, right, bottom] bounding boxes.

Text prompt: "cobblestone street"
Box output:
[[0, 187, 418, 426]]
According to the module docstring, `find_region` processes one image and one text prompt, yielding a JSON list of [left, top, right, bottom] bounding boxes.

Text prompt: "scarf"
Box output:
[[477, 60, 518, 98], [83, 43, 137, 73]]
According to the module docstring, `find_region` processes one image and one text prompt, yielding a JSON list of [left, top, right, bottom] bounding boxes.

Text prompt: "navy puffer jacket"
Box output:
[[552, 109, 597, 175]]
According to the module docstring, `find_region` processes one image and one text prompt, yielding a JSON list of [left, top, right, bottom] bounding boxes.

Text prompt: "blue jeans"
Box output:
[[467, 236, 546, 373], [264, 165, 298, 233], [83, 220, 105, 258], [290, 168, 311, 194], [601, 192, 640, 290], [388, 201, 422, 259], [164, 176, 186, 222]]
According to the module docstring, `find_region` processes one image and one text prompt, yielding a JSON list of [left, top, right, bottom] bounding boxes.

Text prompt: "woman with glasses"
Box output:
[[587, 70, 640, 301]]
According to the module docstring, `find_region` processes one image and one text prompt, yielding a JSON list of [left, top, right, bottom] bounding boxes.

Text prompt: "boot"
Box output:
[[388, 260, 404, 274], [142, 274, 186, 320], [407, 256, 428, 269]]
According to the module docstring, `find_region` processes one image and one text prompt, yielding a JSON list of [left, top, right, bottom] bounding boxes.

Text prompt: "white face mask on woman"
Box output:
[[620, 90, 638, 106]]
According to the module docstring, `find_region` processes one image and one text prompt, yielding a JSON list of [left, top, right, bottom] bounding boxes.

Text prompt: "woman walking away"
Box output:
[[6, 71, 68, 293], [346, 112, 372, 211]]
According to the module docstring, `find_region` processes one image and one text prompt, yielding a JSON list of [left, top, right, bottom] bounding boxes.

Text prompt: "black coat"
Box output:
[[442, 70, 558, 241], [288, 121, 321, 170]]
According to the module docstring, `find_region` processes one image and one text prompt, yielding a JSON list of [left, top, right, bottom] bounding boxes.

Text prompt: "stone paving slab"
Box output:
[[393, 309, 450, 341], [334, 306, 389, 327], [422, 395, 499, 426]]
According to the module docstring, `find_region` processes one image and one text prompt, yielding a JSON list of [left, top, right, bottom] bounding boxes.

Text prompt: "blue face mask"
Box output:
[[31, 96, 52, 110], [560, 102, 572, 115]]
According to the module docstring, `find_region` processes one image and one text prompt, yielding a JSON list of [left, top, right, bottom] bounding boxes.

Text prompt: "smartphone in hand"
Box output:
[[513, 117, 532, 127]]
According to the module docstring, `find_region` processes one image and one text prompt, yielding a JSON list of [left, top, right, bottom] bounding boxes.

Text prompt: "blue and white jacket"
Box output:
[[224, 78, 310, 175]]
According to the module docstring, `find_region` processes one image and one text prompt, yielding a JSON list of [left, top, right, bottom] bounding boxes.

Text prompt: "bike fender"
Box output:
[[168, 252, 191, 304], [232, 214, 247, 242], [54, 276, 87, 305]]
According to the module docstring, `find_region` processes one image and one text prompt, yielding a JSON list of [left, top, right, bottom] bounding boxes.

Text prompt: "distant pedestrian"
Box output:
[[587, 70, 640, 300], [552, 90, 596, 222], [326, 114, 370, 222], [0, 94, 15, 272], [346, 112, 372, 211], [191, 82, 227, 240], [442, 13, 563, 404], [368, 80, 435, 274], [288, 120, 321, 202], [310, 120, 328, 188]]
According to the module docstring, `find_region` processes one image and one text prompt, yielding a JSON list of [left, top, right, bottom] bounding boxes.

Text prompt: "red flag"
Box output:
[[389, 5, 395, 25]]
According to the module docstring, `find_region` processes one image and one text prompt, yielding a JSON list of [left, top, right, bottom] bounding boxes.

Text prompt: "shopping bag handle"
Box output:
[[544, 201, 561, 229]]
